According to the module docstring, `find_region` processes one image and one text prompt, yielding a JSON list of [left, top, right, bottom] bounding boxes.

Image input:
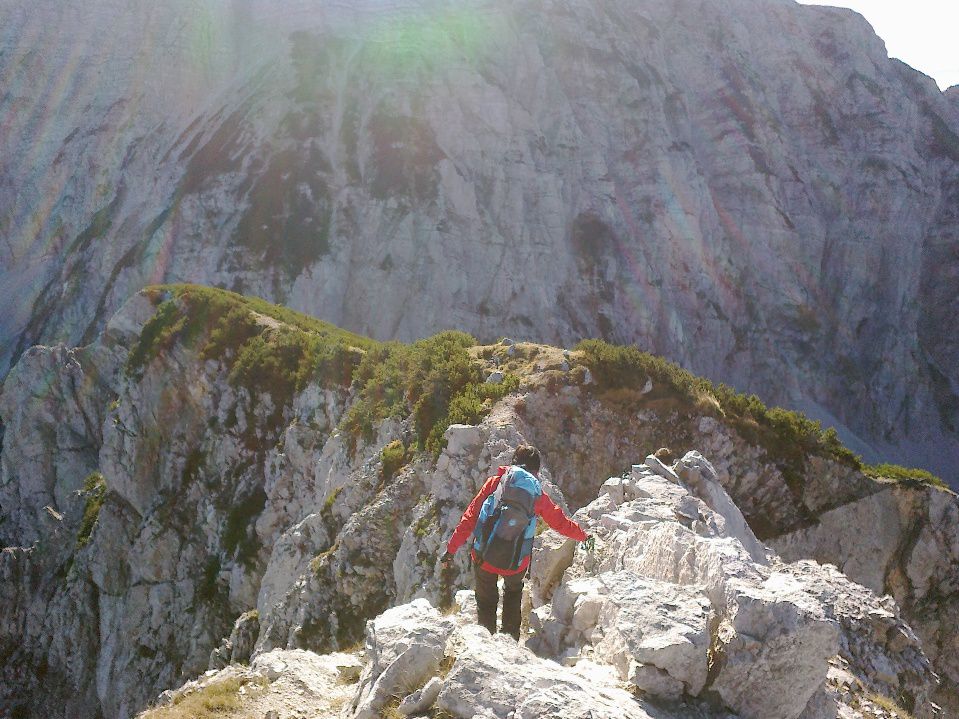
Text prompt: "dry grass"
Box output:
[[863, 693, 917, 719], [380, 698, 405, 719], [328, 694, 352, 712], [139, 677, 267, 719], [437, 655, 456, 678]]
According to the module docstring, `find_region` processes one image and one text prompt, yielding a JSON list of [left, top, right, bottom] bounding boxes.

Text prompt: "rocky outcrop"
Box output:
[[348, 599, 456, 719], [0, 292, 357, 717], [525, 454, 937, 718], [1, 0, 957, 480], [136, 648, 364, 718], [772, 483, 959, 713], [327, 452, 938, 719]]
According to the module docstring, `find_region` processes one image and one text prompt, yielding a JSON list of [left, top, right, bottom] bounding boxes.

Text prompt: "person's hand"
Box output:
[[582, 535, 595, 553], [440, 551, 455, 568]]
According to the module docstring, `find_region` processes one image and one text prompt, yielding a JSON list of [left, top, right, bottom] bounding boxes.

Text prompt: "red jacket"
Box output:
[[447, 466, 587, 575]]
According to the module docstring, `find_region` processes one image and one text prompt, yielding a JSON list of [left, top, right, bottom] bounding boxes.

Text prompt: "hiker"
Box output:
[[441, 445, 589, 640]]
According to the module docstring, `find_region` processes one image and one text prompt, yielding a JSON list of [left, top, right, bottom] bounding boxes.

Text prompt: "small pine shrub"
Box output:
[[76, 472, 107, 548], [381, 440, 410, 482], [126, 286, 522, 459], [322, 487, 343, 519], [126, 300, 186, 377], [342, 331, 520, 455], [197, 555, 221, 603], [574, 339, 863, 475], [126, 285, 370, 394]]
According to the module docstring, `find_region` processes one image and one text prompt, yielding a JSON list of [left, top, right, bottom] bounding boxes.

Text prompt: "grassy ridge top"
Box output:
[[126, 284, 516, 454], [572, 339, 947, 490], [123, 284, 946, 488]]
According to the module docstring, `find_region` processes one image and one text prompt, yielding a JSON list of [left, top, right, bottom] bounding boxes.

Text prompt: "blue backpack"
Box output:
[[473, 467, 542, 570]]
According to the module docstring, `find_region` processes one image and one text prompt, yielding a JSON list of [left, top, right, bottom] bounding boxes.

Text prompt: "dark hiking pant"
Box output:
[[474, 563, 525, 640]]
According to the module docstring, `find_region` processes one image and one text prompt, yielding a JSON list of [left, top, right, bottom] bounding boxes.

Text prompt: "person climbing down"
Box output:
[[441, 444, 589, 641]]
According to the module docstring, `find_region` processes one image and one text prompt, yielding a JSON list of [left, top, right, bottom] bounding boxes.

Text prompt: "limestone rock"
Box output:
[[675, 451, 770, 563], [349, 599, 455, 719], [136, 648, 362, 719], [0, 283, 953, 718], [209, 609, 260, 669], [772, 483, 958, 713], [436, 626, 657, 719], [444, 424, 484, 456], [398, 676, 443, 715], [534, 464, 843, 718], [591, 574, 713, 697]]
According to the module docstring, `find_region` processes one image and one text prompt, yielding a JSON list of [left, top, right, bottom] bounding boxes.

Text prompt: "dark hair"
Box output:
[[511, 444, 540, 474]]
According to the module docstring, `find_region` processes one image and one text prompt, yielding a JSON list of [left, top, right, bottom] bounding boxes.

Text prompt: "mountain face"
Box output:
[[1, 287, 956, 718], [1, 0, 957, 481]]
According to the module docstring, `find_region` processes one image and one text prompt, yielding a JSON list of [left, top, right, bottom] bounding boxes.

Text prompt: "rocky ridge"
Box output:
[[2, 0, 958, 480], [1, 287, 956, 717], [140, 451, 939, 719]]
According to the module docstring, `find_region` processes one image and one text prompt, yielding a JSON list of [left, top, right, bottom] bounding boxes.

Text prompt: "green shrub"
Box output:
[[863, 463, 947, 489], [574, 339, 863, 475], [425, 372, 519, 453], [381, 440, 410, 482], [321, 486, 343, 519], [197, 555, 221, 603], [575, 339, 719, 401], [76, 472, 107, 548], [309, 543, 338, 575], [126, 299, 186, 377], [126, 285, 371, 392], [126, 286, 519, 459], [412, 503, 440, 539], [341, 331, 518, 455]]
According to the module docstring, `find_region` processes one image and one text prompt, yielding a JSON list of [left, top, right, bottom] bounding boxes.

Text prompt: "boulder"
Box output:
[[349, 599, 455, 719], [592, 573, 713, 698], [436, 626, 657, 719], [398, 676, 443, 715], [676, 451, 770, 563], [445, 424, 484, 456]]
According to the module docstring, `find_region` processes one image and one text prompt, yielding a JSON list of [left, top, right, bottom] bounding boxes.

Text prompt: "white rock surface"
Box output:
[[589, 574, 713, 697], [398, 676, 443, 715], [436, 627, 658, 719], [530, 456, 841, 719], [349, 599, 455, 719], [135, 648, 363, 719]]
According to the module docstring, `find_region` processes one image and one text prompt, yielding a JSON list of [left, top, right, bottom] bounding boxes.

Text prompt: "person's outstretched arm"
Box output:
[[534, 491, 587, 541]]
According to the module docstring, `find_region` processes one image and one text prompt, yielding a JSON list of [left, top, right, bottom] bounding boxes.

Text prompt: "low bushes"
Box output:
[[126, 286, 520, 457], [76, 472, 107, 548], [863, 463, 947, 489], [341, 331, 519, 455], [575, 339, 866, 479], [126, 285, 371, 405], [381, 440, 411, 482]]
